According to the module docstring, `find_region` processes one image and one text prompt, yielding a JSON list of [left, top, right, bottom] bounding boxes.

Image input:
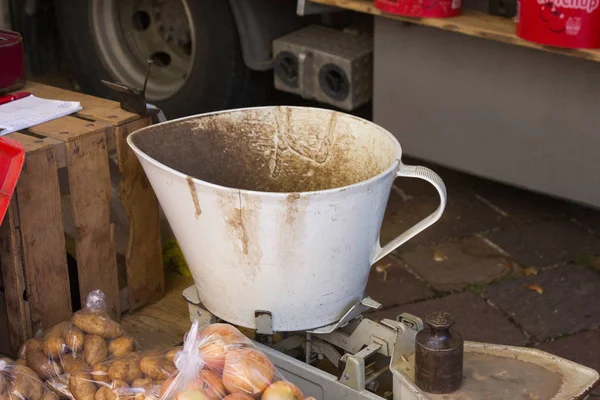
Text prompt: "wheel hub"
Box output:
[[90, 0, 194, 101], [154, 0, 191, 47]]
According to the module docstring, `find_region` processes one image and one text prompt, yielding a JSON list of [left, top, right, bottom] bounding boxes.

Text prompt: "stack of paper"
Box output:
[[0, 95, 82, 136]]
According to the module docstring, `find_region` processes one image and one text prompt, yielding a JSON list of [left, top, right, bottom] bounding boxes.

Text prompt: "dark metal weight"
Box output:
[[415, 311, 464, 394]]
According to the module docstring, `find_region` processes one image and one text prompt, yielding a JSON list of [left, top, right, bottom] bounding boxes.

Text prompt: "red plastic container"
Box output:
[[0, 136, 25, 224], [517, 0, 600, 48], [374, 0, 462, 18], [0, 30, 26, 94]]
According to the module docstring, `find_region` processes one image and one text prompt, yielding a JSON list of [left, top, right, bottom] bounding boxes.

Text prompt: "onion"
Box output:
[[223, 394, 254, 400], [198, 324, 251, 346], [186, 370, 227, 400], [198, 324, 251, 372], [174, 390, 210, 400], [261, 382, 304, 400], [222, 348, 274, 396], [160, 374, 178, 398]]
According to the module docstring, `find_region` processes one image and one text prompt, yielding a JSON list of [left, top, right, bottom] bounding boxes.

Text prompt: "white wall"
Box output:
[[373, 17, 600, 207]]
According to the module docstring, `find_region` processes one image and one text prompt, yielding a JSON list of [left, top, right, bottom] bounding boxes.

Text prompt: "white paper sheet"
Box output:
[[0, 95, 82, 136]]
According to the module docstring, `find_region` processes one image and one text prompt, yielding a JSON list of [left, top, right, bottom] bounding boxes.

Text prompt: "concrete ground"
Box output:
[[366, 158, 600, 396]]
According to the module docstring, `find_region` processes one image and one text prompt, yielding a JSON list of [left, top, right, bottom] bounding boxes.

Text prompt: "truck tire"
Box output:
[[55, 0, 270, 118]]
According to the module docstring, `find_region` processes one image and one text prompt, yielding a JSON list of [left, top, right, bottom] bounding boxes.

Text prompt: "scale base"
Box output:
[[183, 285, 599, 400]]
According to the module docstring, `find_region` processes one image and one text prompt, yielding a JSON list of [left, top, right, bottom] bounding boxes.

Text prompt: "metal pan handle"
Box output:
[[372, 164, 447, 263]]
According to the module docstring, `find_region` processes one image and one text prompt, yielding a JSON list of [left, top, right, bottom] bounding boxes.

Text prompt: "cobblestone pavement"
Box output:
[[367, 159, 600, 395]]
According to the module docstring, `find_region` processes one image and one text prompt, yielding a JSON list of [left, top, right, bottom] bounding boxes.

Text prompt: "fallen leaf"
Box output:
[[433, 250, 448, 262], [499, 262, 512, 270], [523, 267, 539, 276], [375, 263, 392, 282], [522, 389, 540, 400], [525, 283, 543, 294]]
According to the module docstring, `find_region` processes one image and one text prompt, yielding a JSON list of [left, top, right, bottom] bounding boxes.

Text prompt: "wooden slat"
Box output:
[[24, 82, 139, 126], [64, 131, 120, 318], [28, 116, 110, 140], [28, 116, 115, 169], [4, 132, 55, 154], [310, 0, 600, 62], [0, 196, 32, 352], [115, 118, 164, 312], [16, 145, 72, 331], [121, 273, 192, 349]]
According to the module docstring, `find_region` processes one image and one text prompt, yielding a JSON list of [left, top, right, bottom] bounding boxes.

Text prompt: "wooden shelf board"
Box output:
[[310, 0, 600, 62], [121, 273, 193, 349]]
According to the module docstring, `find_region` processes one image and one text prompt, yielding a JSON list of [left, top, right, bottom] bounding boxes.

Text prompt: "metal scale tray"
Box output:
[[184, 285, 599, 400]]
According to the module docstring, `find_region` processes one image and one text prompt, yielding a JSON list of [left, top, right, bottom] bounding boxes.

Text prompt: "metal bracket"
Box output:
[[339, 343, 382, 390], [308, 297, 382, 335], [255, 311, 274, 335], [101, 59, 159, 118], [296, 0, 340, 15], [182, 286, 216, 330], [397, 312, 424, 332]]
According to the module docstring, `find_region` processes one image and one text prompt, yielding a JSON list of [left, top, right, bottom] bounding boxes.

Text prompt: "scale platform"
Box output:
[[183, 285, 599, 400]]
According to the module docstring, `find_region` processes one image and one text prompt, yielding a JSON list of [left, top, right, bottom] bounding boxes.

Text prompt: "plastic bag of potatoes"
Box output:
[[17, 290, 136, 384], [62, 346, 180, 400], [60, 321, 314, 400], [0, 357, 59, 400], [159, 321, 314, 400]]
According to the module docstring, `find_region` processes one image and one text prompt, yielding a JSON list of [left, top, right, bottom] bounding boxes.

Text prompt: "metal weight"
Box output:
[[415, 311, 463, 394]]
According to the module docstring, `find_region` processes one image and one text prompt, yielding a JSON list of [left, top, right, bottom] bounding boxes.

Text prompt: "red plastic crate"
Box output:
[[0, 136, 25, 224]]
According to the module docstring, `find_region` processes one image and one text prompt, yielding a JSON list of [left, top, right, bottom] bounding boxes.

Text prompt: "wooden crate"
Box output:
[[0, 82, 163, 354]]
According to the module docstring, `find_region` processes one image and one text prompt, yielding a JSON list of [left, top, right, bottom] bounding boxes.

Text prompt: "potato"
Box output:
[[94, 387, 115, 400], [0, 357, 13, 395], [131, 379, 152, 388], [0, 368, 9, 395], [165, 347, 181, 363], [108, 337, 134, 358], [108, 358, 142, 384], [48, 374, 69, 397], [112, 380, 129, 390], [72, 311, 122, 339], [63, 325, 85, 353], [42, 322, 69, 358], [91, 364, 111, 384], [24, 340, 63, 379], [69, 370, 97, 400], [42, 391, 59, 400], [139, 357, 176, 380], [0, 357, 13, 367], [0, 376, 7, 397], [62, 354, 90, 374], [85, 335, 108, 366], [11, 365, 45, 400], [132, 379, 157, 400]]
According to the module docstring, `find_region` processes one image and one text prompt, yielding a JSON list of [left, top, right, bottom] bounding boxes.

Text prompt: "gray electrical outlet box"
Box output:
[[273, 25, 373, 111]]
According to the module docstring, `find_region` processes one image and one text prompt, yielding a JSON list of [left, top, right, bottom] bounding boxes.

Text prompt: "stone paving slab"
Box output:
[[473, 181, 568, 224], [400, 236, 515, 292], [381, 189, 514, 249], [365, 255, 434, 308], [537, 330, 600, 395], [484, 265, 600, 341], [486, 219, 600, 268], [568, 204, 600, 235], [370, 291, 527, 345], [402, 157, 488, 193]]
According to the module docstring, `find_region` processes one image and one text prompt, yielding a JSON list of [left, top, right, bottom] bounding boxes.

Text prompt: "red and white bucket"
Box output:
[[517, 0, 600, 48], [374, 0, 462, 18]]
